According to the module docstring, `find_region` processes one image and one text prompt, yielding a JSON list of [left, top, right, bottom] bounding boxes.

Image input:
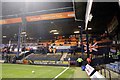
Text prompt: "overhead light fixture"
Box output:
[[50, 30, 57, 33], [78, 26, 81, 28], [29, 37, 33, 40], [105, 31, 107, 33], [74, 31, 80, 34], [88, 28, 92, 30], [85, 0, 93, 30], [3, 36, 7, 38], [54, 32, 59, 34], [25, 35, 27, 37], [88, 14, 93, 21], [21, 31, 26, 35]]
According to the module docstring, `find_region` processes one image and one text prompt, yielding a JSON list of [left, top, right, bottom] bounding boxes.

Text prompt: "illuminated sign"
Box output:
[[26, 11, 75, 22], [0, 18, 22, 25], [0, 11, 75, 25]]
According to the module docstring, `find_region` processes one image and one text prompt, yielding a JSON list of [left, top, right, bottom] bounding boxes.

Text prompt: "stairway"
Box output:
[[17, 51, 32, 60], [60, 53, 68, 61], [22, 53, 34, 60]]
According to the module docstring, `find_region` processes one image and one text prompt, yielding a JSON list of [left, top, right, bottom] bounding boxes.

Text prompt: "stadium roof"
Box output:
[[1, 1, 119, 43]]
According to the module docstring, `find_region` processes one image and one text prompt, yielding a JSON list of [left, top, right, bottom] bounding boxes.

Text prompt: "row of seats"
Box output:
[[91, 57, 114, 66], [64, 54, 81, 61], [106, 62, 120, 73], [26, 54, 62, 61], [52, 42, 77, 46]]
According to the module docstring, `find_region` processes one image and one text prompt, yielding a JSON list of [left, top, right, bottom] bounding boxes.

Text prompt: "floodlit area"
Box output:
[[0, 0, 120, 80], [2, 64, 89, 79]]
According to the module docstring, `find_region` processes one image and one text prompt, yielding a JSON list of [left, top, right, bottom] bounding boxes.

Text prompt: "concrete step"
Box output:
[[60, 53, 68, 61]]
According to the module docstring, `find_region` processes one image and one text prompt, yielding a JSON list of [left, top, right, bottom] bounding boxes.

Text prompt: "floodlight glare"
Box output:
[[74, 31, 80, 34], [3, 36, 7, 38], [88, 28, 92, 30], [50, 30, 57, 33], [53, 32, 59, 34]]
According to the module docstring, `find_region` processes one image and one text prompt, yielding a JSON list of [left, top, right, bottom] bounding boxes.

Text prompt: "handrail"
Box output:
[[98, 65, 111, 80]]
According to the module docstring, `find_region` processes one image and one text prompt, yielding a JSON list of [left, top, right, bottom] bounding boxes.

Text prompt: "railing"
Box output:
[[95, 65, 111, 80]]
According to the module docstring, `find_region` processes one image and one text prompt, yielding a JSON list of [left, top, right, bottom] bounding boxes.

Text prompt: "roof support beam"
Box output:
[[85, 0, 93, 30]]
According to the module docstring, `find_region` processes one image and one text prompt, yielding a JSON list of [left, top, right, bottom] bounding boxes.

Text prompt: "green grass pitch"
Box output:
[[1, 63, 89, 79]]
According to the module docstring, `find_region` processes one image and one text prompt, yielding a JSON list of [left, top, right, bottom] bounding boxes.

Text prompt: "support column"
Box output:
[[0, 0, 2, 79], [79, 26, 84, 57], [0, 1, 2, 44], [86, 31, 89, 58]]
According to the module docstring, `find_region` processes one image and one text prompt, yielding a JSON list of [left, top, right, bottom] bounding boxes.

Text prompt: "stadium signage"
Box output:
[[85, 64, 95, 76], [90, 71, 105, 79], [32, 60, 69, 66], [0, 11, 75, 25], [85, 64, 105, 79], [26, 11, 75, 22], [0, 18, 22, 25], [34, 60, 58, 65]]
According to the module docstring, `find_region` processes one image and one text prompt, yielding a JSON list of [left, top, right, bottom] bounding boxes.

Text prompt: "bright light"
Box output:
[[105, 31, 107, 33], [53, 32, 59, 34], [74, 31, 80, 34], [21, 31, 26, 35], [88, 28, 92, 30], [25, 35, 27, 37], [119, 0, 120, 6], [88, 14, 93, 21], [50, 30, 57, 33], [3, 36, 7, 38], [78, 26, 81, 28], [29, 37, 33, 40]]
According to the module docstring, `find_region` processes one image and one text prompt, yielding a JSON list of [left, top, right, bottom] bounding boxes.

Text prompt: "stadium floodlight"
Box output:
[[85, 0, 93, 30], [21, 31, 26, 35], [3, 36, 7, 38], [119, 0, 120, 6], [29, 37, 33, 40], [105, 31, 107, 33], [50, 30, 57, 33], [53, 32, 59, 34], [78, 26, 82, 28], [88, 14, 93, 21], [88, 28, 92, 30], [25, 35, 27, 37], [74, 31, 80, 34]]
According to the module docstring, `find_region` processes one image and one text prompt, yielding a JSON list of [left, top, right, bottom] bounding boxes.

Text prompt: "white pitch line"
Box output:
[[52, 67, 69, 80]]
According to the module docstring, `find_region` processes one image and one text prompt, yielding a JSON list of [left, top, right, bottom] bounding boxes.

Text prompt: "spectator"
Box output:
[[68, 57, 71, 66], [77, 57, 83, 67], [87, 57, 91, 64], [81, 58, 87, 71]]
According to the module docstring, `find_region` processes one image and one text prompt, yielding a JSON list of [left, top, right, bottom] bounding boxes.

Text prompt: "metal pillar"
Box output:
[[17, 24, 21, 58], [21, 15, 27, 46], [86, 31, 89, 58], [0, 25, 2, 45], [0, 1, 2, 44], [79, 26, 84, 57]]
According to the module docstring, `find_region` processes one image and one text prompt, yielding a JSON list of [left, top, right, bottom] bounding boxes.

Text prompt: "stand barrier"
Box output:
[[85, 64, 108, 80]]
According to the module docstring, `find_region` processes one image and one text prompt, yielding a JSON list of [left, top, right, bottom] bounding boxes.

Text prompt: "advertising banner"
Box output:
[[0, 18, 22, 25], [26, 11, 75, 22], [0, 11, 75, 24]]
